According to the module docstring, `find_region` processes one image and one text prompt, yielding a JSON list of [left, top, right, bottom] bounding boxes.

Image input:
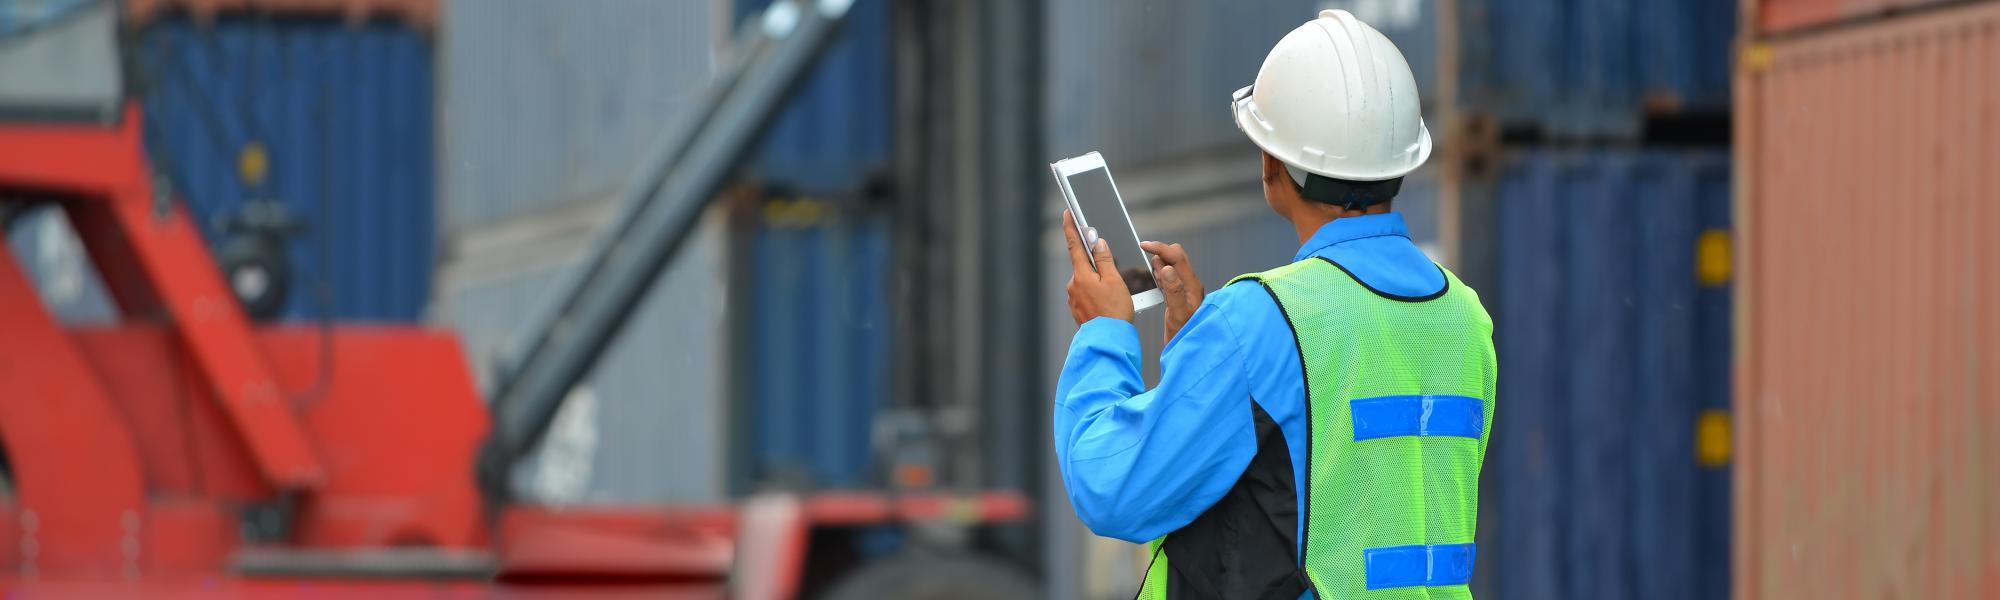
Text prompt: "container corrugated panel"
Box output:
[[734, 0, 892, 197], [1045, 0, 1438, 169], [1459, 0, 1735, 137], [0, 1, 120, 127], [1736, 4, 2000, 597], [1757, 0, 1964, 34], [438, 0, 717, 230], [0, 0, 95, 37], [127, 0, 440, 27], [139, 17, 434, 321], [437, 214, 730, 503], [1487, 149, 1731, 600], [744, 212, 891, 489]]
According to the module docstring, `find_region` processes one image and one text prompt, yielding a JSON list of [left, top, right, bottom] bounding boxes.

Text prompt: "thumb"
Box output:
[[1158, 265, 1181, 294], [1091, 239, 1119, 280]]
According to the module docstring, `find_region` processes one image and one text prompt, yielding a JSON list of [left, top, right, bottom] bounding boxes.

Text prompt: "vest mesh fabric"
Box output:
[[1249, 259, 1495, 599], [1138, 537, 1168, 599], [1127, 257, 1494, 600]]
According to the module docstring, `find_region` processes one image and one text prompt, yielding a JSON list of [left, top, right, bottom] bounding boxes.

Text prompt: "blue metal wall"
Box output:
[[1487, 149, 1731, 600], [745, 211, 892, 488], [735, 0, 893, 197], [1460, 0, 1736, 137], [140, 17, 434, 322]]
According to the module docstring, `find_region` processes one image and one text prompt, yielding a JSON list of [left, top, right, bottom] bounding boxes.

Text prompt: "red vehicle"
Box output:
[[0, 1, 1033, 597]]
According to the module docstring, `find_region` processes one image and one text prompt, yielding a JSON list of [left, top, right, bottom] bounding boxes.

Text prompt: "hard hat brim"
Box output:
[[1230, 88, 1432, 182]]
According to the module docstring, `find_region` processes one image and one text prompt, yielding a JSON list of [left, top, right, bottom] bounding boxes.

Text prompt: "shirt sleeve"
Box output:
[[1052, 301, 1257, 544]]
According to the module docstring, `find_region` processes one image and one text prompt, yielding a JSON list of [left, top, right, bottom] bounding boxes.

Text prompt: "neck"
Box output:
[[1292, 205, 1389, 245], [1294, 212, 1340, 245]]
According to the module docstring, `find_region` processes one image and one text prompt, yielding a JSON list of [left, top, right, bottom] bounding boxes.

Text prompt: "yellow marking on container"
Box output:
[[239, 141, 269, 186], [763, 197, 829, 227], [1696, 409, 1731, 468], [1695, 228, 1732, 287], [1740, 42, 1774, 73]]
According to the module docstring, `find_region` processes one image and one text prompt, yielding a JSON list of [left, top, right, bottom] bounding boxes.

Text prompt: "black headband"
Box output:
[[1300, 173, 1402, 211]]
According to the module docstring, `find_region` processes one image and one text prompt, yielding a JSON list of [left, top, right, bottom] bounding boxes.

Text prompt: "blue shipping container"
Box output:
[[734, 0, 892, 197], [1486, 149, 1731, 600], [1460, 0, 1735, 137], [140, 17, 434, 322], [745, 211, 892, 489]]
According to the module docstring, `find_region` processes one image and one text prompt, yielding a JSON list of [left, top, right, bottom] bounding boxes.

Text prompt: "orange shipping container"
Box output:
[[1735, 2, 2000, 599], [1758, 0, 1963, 33]]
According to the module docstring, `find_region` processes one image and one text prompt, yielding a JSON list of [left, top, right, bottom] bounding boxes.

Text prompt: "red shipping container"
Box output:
[[1736, 2, 2000, 599], [1757, 0, 1974, 34]]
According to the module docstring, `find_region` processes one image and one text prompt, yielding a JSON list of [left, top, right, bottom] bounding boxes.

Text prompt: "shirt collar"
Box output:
[[1293, 213, 1411, 262]]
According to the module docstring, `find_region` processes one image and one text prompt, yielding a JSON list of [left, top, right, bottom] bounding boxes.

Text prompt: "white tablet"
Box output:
[[1051, 151, 1164, 312]]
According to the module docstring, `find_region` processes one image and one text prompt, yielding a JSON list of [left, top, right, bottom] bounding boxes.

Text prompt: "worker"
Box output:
[[1054, 9, 1496, 599]]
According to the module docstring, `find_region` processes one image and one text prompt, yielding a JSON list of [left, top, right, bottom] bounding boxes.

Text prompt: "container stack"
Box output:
[[727, 0, 896, 495], [432, 0, 896, 505], [1734, 1, 2000, 598], [5, 2, 437, 325], [432, 0, 731, 504], [1456, 1, 1738, 598]]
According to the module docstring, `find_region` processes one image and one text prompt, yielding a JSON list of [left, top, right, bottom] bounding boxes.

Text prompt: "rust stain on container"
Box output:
[[1759, 0, 1964, 34], [1736, 2, 2000, 599], [126, 0, 437, 27]]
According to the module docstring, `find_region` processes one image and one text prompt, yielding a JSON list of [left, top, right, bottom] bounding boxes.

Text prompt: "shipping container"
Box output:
[[138, 16, 435, 322], [127, 0, 439, 26], [1485, 148, 1732, 600], [1044, 0, 1440, 170], [734, 0, 893, 197], [0, 0, 120, 121], [0, 0, 95, 37], [437, 0, 719, 230], [1756, 0, 1964, 34], [736, 207, 893, 490], [1735, 3, 2000, 597], [434, 207, 731, 504], [1458, 0, 1735, 138]]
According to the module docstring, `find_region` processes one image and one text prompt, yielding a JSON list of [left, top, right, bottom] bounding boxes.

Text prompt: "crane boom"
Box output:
[[477, 0, 855, 506]]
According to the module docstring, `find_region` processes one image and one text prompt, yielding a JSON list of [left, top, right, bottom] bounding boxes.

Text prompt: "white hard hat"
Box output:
[[1231, 9, 1431, 182]]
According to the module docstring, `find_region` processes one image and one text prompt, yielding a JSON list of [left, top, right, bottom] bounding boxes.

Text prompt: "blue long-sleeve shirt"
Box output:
[[1053, 212, 1446, 552]]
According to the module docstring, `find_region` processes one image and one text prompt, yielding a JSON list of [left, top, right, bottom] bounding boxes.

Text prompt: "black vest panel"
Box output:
[[1160, 401, 1309, 600]]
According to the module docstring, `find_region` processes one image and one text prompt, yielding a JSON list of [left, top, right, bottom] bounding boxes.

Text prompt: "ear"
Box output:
[[1261, 152, 1302, 210], [1261, 152, 1288, 184]]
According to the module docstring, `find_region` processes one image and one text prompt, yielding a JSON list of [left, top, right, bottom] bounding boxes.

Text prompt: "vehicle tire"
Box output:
[[820, 554, 1039, 600]]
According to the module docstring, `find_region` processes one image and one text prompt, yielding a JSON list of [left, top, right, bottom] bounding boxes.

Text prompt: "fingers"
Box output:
[[1062, 210, 1091, 274], [1090, 238, 1120, 281], [1158, 265, 1181, 294], [1140, 240, 1192, 268], [1065, 276, 1083, 325]]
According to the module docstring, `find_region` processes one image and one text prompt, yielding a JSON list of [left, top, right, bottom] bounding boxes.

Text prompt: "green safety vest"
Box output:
[[1137, 256, 1496, 600]]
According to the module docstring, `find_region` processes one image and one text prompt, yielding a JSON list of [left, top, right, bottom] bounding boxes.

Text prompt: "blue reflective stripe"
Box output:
[[1350, 394, 1484, 441], [1363, 543, 1477, 589]]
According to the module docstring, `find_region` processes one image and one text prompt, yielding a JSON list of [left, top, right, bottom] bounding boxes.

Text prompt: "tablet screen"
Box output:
[[1065, 167, 1157, 294]]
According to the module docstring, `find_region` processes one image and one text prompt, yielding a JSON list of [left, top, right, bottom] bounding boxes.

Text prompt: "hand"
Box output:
[[1063, 210, 1135, 325], [1140, 240, 1203, 344]]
